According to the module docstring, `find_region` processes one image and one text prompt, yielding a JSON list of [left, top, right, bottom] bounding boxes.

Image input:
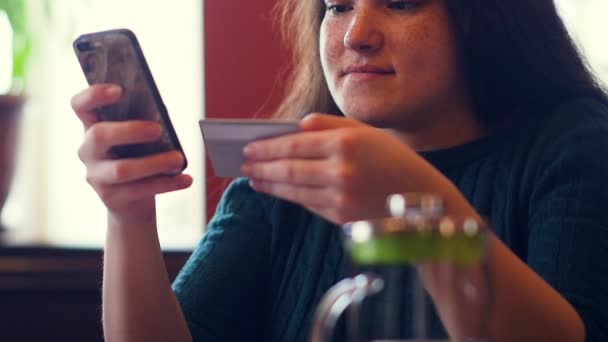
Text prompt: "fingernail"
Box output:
[[242, 144, 255, 158], [170, 153, 185, 171], [300, 113, 318, 128], [144, 123, 163, 139], [241, 163, 252, 175], [106, 85, 122, 98], [177, 175, 192, 188]]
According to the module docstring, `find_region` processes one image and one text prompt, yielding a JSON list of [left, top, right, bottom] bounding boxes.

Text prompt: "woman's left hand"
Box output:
[[241, 113, 450, 224]]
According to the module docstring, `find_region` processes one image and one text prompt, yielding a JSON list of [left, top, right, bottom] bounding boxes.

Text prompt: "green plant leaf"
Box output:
[[1, 0, 94, 93]]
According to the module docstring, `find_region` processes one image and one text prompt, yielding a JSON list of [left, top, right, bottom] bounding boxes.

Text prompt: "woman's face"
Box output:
[[320, 0, 468, 130]]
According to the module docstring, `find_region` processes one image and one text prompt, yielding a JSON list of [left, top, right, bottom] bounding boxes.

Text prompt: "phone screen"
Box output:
[[73, 29, 186, 169]]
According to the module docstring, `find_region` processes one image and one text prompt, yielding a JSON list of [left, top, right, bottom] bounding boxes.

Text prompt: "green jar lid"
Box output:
[[343, 217, 487, 265]]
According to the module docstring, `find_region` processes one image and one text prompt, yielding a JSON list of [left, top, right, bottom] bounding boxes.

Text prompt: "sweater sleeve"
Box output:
[[527, 101, 608, 341], [172, 178, 271, 341]]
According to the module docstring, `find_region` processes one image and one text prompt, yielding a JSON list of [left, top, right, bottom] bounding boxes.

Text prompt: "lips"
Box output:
[[342, 64, 395, 76]]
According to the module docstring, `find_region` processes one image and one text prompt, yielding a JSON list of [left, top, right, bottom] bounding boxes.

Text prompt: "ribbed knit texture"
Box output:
[[173, 97, 608, 341]]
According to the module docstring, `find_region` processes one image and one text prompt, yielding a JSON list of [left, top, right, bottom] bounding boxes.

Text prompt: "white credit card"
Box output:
[[199, 119, 300, 177]]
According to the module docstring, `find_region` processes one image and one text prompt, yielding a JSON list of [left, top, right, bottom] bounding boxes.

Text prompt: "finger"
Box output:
[[79, 121, 163, 161], [305, 206, 346, 226], [243, 130, 345, 160], [97, 173, 193, 205], [249, 179, 357, 224], [242, 159, 345, 186], [86, 151, 185, 185], [301, 205, 342, 225], [71, 84, 122, 129], [299, 113, 364, 131]]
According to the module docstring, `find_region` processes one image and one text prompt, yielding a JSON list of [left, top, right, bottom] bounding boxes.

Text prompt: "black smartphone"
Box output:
[[73, 28, 187, 172]]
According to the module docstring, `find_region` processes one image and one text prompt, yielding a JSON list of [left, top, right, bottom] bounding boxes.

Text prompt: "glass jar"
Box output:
[[309, 194, 491, 342]]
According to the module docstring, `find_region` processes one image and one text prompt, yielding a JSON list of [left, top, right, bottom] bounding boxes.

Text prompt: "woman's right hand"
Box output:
[[70, 84, 193, 224]]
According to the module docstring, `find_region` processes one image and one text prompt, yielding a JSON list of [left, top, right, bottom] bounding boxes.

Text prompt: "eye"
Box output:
[[387, 0, 420, 10], [326, 3, 352, 15]]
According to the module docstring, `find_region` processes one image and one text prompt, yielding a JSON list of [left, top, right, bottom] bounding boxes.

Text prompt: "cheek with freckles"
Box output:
[[320, 22, 343, 101], [400, 23, 458, 92]]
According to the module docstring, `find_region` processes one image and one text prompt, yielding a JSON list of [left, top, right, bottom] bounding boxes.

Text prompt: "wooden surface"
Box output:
[[0, 238, 191, 342]]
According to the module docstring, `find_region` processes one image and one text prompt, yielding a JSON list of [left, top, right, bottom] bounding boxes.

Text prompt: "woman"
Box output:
[[71, 0, 608, 341]]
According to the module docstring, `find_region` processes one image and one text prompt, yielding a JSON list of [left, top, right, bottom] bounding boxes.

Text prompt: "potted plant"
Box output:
[[3, 0, 54, 86], [0, 96, 22, 230], [0, 0, 42, 229]]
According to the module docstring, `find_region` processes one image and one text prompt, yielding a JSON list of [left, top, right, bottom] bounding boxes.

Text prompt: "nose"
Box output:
[[343, 10, 383, 53]]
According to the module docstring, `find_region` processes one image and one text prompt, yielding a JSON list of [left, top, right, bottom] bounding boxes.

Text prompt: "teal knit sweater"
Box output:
[[173, 98, 608, 341]]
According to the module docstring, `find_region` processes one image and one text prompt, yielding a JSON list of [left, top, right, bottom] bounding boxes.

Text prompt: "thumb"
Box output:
[[299, 113, 365, 131]]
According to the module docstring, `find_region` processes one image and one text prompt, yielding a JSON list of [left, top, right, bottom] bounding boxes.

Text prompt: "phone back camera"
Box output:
[[77, 41, 93, 52], [83, 54, 97, 73]]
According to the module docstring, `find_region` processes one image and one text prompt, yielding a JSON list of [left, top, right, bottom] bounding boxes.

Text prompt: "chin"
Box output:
[[341, 96, 438, 130], [342, 106, 407, 127]]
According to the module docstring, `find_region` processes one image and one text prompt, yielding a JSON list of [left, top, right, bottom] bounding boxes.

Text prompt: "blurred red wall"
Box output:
[[204, 1, 289, 221]]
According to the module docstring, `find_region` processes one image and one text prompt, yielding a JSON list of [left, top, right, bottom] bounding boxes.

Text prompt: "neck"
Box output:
[[387, 97, 486, 152]]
